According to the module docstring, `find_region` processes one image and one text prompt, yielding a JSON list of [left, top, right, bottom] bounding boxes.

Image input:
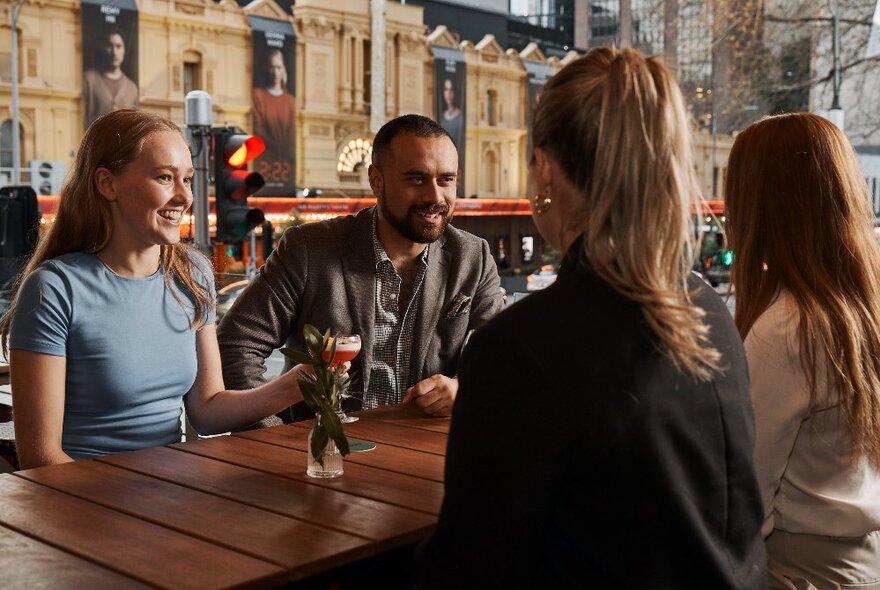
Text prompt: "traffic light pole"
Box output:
[[246, 229, 257, 281], [10, 0, 25, 185], [185, 91, 214, 255], [212, 127, 265, 248]]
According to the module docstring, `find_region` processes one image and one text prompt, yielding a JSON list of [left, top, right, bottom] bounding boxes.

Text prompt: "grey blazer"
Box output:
[[217, 207, 503, 422]]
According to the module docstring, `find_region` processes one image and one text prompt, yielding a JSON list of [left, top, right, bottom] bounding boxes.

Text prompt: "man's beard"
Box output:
[[378, 194, 453, 244]]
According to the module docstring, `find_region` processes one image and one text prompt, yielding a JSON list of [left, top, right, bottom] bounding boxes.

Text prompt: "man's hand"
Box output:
[[402, 375, 458, 417]]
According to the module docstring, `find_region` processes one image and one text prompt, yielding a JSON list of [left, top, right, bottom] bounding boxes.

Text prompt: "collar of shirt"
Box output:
[[370, 207, 430, 270]]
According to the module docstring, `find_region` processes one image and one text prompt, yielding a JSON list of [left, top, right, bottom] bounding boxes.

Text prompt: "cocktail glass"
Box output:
[[323, 334, 361, 423]]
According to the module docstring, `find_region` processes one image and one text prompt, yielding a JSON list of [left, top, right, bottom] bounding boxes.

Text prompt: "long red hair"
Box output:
[[726, 112, 880, 466]]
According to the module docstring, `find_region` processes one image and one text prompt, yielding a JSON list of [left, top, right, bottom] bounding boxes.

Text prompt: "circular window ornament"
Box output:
[[337, 138, 373, 173]]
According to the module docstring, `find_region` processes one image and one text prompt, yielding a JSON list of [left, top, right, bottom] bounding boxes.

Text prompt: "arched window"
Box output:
[[337, 138, 373, 173]]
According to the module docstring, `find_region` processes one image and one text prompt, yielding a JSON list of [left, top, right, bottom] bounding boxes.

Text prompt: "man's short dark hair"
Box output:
[[371, 114, 454, 169]]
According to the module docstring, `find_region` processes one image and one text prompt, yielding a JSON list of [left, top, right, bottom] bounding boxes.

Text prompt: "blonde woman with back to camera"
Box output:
[[414, 46, 766, 589], [726, 113, 880, 588]]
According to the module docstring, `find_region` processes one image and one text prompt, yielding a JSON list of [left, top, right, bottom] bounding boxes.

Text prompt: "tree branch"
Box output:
[[764, 14, 870, 26]]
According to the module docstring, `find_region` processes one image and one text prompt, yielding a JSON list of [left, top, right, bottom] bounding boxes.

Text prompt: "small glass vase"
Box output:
[[306, 417, 344, 479]]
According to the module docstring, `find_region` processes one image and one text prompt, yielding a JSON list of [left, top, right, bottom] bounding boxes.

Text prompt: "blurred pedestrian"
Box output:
[[1, 110, 312, 469], [414, 46, 766, 589], [726, 112, 880, 588]]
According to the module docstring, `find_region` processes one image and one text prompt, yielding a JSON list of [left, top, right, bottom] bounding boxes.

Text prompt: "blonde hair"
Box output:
[[531, 46, 720, 380], [0, 109, 213, 355], [726, 112, 880, 466]]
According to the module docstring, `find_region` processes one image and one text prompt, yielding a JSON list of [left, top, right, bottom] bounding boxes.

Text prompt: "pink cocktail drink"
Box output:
[[322, 334, 361, 424], [323, 345, 360, 365], [322, 337, 361, 366]]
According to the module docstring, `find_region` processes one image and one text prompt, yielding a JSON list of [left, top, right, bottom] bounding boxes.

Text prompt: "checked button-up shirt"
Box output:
[[365, 213, 429, 409]]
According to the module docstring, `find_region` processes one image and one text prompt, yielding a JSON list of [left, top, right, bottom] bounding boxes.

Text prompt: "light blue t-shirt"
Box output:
[[9, 251, 215, 459]]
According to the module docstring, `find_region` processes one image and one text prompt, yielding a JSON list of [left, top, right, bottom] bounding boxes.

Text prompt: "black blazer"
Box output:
[[414, 248, 766, 589]]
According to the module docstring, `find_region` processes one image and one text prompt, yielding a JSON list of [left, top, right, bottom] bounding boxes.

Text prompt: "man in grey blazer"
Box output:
[[217, 114, 502, 423]]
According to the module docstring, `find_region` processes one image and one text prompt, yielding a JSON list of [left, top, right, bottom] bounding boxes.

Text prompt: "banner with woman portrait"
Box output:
[[249, 16, 297, 196], [81, 0, 139, 131], [431, 46, 467, 197]]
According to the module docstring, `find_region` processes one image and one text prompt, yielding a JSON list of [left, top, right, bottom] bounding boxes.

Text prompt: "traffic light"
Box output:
[[213, 128, 267, 244], [721, 249, 734, 266]]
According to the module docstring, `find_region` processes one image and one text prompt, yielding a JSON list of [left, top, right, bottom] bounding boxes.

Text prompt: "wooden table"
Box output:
[[0, 405, 450, 589]]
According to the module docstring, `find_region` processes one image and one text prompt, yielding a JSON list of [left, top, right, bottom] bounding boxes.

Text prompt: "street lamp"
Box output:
[[828, 0, 845, 131], [185, 90, 213, 255], [10, 0, 25, 185]]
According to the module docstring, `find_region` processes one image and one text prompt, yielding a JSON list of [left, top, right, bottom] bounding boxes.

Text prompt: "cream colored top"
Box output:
[[746, 290, 880, 538]]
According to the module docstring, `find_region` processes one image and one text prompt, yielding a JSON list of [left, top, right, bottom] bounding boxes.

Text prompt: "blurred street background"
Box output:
[[0, 0, 876, 328]]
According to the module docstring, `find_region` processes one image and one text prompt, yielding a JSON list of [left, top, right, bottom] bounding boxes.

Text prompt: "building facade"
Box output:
[[1, 0, 730, 202]]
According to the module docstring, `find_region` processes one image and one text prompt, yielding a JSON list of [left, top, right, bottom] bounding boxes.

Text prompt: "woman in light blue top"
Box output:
[[0, 109, 314, 469]]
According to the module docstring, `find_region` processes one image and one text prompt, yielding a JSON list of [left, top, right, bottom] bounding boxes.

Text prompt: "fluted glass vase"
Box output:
[[306, 416, 344, 478]]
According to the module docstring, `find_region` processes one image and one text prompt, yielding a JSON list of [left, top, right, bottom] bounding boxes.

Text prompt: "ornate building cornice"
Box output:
[[296, 14, 339, 41]]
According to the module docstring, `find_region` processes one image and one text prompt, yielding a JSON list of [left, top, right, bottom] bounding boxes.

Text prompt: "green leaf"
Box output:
[[294, 323, 351, 459], [280, 347, 314, 365], [304, 324, 322, 341], [307, 337, 322, 358], [334, 430, 350, 456], [310, 425, 330, 467], [303, 325, 324, 355], [322, 370, 335, 400], [319, 406, 350, 456], [299, 381, 321, 412]]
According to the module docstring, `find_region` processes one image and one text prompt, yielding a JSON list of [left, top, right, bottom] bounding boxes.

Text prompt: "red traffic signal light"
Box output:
[[223, 135, 265, 168], [213, 128, 267, 244]]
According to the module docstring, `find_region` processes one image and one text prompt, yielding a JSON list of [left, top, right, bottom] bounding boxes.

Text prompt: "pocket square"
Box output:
[[446, 293, 472, 319]]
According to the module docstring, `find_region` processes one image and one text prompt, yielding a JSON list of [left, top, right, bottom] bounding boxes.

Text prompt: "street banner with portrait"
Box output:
[[431, 46, 466, 197], [81, 0, 139, 131], [524, 60, 552, 157], [249, 15, 297, 196]]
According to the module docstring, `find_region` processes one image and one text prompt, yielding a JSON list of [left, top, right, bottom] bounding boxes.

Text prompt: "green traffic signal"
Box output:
[[721, 250, 734, 266]]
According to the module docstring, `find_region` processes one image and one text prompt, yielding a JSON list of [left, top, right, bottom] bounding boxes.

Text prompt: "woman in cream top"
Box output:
[[727, 112, 880, 589], [747, 291, 880, 538]]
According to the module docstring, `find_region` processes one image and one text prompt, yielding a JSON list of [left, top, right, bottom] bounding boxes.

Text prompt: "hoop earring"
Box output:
[[532, 192, 552, 215]]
